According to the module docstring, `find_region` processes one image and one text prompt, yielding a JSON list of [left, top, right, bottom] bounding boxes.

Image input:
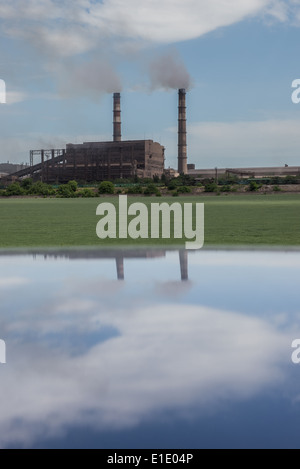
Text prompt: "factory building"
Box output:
[[0, 89, 190, 184], [4, 93, 165, 184], [27, 139, 165, 184], [53, 92, 165, 182], [63, 139, 165, 182]]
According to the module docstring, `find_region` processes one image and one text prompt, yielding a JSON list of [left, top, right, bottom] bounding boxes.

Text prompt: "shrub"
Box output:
[[172, 191, 179, 197], [98, 181, 115, 194], [204, 183, 218, 193], [284, 175, 299, 185], [27, 181, 55, 196], [127, 185, 143, 194], [21, 178, 33, 189], [68, 180, 78, 192], [248, 181, 259, 192], [177, 186, 191, 194], [220, 185, 232, 192], [273, 185, 281, 192], [144, 183, 159, 196], [5, 182, 25, 196], [176, 174, 195, 186], [168, 182, 178, 191], [57, 184, 76, 198], [161, 174, 167, 184], [270, 177, 281, 185], [78, 188, 95, 198]]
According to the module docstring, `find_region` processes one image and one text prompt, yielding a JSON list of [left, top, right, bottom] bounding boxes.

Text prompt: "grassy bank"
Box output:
[[0, 194, 299, 247]]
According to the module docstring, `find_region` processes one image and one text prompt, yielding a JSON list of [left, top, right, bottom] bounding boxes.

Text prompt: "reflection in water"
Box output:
[[179, 250, 188, 281], [116, 257, 124, 280], [0, 249, 299, 448], [0, 248, 189, 281]]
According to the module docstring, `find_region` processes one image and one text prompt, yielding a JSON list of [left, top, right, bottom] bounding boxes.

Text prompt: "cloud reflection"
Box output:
[[0, 249, 298, 447], [0, 304, 290, 447]]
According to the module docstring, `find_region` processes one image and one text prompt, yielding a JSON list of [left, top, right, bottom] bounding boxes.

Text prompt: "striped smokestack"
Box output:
[[178, 88, 187, 174], [113, 92, 121, 142]]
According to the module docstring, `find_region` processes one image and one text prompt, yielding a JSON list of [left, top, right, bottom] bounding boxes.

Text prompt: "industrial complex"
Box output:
[[0, 88, 299, 184], [1, 91, 170, 183], [0, 89, 188, 183]]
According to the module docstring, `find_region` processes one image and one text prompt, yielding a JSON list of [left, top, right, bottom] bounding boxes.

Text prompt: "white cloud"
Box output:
[[0, 0, 298, 58], [0, 303, 290, 447], [264, 0, 289, 21], [0, 0, 298, 107], [90, 0, 269, 43], [264, 0, 300, 23]]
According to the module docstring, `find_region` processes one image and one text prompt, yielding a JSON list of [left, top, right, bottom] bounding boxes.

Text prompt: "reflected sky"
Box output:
[[0, 248, 300, 449]]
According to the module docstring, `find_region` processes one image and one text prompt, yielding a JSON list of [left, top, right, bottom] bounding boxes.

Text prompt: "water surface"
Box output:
[[0, 248, 299, 449]]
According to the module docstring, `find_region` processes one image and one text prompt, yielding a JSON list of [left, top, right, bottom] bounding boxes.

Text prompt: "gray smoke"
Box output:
[[53, 57, 122, 99], [149, 51, 191, 91]]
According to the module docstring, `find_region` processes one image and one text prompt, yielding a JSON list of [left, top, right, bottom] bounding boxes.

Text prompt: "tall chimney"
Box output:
[[113, 92, 121, 142], [116, 257, 124, 281], [178, 89, 187, 174], [179, 250, 188, 281]]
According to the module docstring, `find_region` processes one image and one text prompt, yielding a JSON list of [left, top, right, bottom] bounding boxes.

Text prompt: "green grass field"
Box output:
[[0, 194, 299, 248]]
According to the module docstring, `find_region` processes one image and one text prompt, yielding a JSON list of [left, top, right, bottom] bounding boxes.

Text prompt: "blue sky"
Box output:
[[0, 0, 300, 169]]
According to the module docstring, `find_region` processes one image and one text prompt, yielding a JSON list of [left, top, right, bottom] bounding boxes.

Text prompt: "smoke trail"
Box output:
[[149, 51, 192, 91], [52, 57, 122, 99]]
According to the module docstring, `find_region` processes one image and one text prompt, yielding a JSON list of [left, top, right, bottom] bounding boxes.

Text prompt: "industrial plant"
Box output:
[[1, 89, 189, 184], [1, 87, 299, 184]]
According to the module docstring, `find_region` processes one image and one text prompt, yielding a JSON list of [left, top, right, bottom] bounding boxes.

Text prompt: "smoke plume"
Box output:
[[149, 51, 192, 91], [52, 57, 122, 99]]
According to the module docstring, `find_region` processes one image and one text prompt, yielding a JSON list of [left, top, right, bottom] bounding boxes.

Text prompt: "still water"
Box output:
[[0, 247, 299, 449]]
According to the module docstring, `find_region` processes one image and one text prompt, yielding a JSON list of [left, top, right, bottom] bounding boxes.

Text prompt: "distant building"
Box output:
[[0, 163, 28, 174], [188, 166, 300, 179], [164, 167, 178, 179], [14, 140, 164, 184], [64, 140, 165, 182]]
